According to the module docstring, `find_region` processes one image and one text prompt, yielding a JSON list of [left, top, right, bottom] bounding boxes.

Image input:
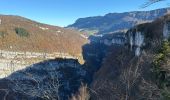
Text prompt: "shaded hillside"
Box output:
[[90, 45, 161, 100], [0, 33, 108, 100], [68, 8, 169, 35], [89, 14, 170, 100], [0, 58, 88, 100], [0, 15, 87, 56]]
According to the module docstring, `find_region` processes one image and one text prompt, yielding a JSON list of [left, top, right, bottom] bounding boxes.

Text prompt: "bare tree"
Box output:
[[0, 89, 9, 100], [139, 78, 161, 100], [120, 58, 142, 100], [12, 71, 61, 100]]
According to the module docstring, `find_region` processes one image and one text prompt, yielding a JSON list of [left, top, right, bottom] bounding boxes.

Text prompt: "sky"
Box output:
[[0, 0, 169, 27]]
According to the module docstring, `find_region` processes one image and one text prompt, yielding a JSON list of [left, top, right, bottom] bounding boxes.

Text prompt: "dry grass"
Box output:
[[0, 15, 87, 56]]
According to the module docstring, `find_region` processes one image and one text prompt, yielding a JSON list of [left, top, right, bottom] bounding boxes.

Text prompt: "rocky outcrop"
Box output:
[[163, 20, 170, 40], [89, 32, 126, 46], [0, 50, 84, 78], [126, 30, 145, 56]]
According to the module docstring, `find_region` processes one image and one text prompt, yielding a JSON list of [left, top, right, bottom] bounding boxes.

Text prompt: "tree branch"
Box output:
[[141, 0, 166, 8]]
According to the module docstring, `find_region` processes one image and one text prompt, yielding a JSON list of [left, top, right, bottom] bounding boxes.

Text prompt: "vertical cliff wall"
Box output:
[[127, 31, 145, 56]]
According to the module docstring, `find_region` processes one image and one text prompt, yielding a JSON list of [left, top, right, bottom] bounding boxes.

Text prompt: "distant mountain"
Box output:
[[0, 15, 87, 56], [68, 8, 170, 35]]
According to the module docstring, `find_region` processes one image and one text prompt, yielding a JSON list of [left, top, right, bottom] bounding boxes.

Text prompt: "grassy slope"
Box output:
[[0, 15, 87, 56]]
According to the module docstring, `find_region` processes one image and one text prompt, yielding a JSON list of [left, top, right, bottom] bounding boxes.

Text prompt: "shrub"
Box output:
[[0, 31, 6, 37], [15, 27, 29, 37], [152, 40, 170, 99]]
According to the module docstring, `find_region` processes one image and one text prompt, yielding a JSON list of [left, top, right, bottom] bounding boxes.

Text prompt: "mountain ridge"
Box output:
[[68, 7, 170, 35]]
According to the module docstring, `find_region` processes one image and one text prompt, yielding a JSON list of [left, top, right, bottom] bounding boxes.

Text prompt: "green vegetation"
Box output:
[[15, 27, 29, 37], [0, 31, 6, 37], [80, 29, 99, 35], [152, 40, 170, 99]]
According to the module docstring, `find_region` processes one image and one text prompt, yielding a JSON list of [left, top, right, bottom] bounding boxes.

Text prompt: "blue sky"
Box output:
[[0, 0, 169, 27]]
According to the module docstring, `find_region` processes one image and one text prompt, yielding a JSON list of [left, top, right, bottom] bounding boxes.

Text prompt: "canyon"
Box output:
[[1, 8, 170, 100]]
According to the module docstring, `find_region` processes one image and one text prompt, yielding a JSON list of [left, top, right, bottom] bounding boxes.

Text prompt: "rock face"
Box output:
[[68, 8, 170, 35], [163, 20, 170, 40], [89, 32, 126, 46], [90, 30, 145, 56], [127, 31, 145, 56], [112, 37, 125, 45], [0, 50, 81, 78]]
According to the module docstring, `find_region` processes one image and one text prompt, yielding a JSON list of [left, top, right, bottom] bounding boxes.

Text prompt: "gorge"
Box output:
[[1, 8, 170, 100]]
